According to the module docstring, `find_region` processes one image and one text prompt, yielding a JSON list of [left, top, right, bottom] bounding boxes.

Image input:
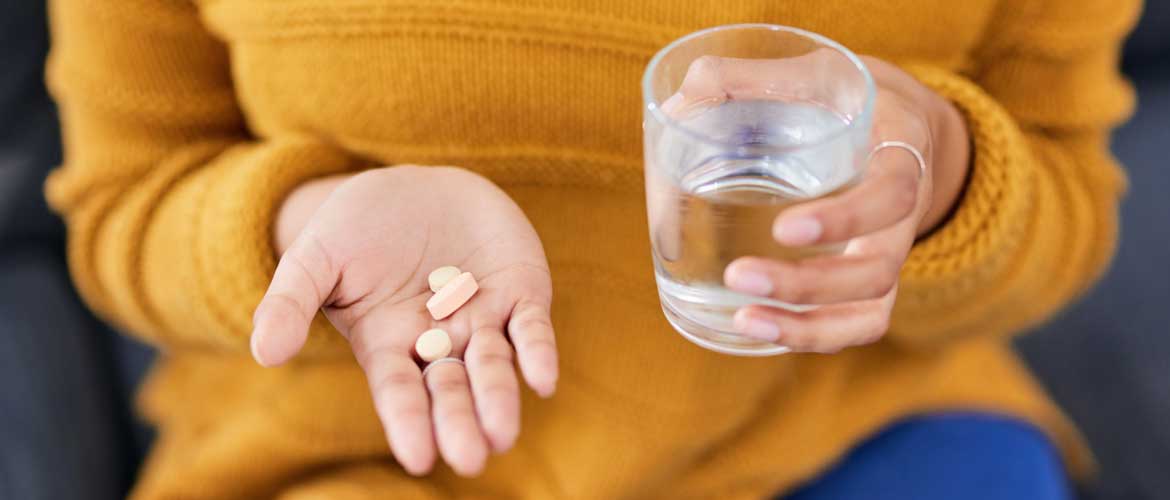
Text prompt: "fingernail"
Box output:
[[535, 377, 557, 399], [734, 312, 781, 341], [726, 268, 773, 296], [249, 330, 268, 367], [774, 216, 822, 245]]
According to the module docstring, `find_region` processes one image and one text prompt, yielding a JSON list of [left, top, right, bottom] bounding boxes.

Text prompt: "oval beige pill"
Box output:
[[428, 266, 462, 293], [426, 272, 479, 320], [415, 328, 452, 362]]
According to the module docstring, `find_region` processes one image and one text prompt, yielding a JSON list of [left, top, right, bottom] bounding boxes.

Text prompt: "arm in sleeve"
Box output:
[[888, 0, 1140, 347], [46, 0, 363, 356]]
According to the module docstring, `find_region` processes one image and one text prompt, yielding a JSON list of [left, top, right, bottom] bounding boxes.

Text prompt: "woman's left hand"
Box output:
[[663, 55, 970, 353]]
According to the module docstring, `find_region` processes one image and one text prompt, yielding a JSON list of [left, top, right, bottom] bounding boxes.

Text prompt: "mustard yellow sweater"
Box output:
[[47, 0, 1137, 498]]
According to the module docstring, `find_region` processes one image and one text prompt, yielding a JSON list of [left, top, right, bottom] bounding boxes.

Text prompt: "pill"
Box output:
[[415, 328, 453, 362], [428, 266, 462, 293], [426, 272, 479, 320]]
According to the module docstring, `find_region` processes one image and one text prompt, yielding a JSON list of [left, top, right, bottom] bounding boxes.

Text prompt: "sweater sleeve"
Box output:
[[46, 0, 363, 356], [888, 0, 1139, 347]]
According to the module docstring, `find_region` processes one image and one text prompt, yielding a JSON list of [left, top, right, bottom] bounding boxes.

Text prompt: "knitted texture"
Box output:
[[46, 0, 1137, 498]]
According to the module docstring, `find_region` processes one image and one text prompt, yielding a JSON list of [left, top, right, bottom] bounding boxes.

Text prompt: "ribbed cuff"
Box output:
[[888, 64, 1036, 347], [197, 136, 363, 356]]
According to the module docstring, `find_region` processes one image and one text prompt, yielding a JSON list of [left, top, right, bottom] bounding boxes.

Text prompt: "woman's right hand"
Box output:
[[249, 166, 558, 477]]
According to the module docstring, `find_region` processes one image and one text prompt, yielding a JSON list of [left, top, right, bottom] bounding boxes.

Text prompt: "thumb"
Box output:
[[251, 234, 339, 367]]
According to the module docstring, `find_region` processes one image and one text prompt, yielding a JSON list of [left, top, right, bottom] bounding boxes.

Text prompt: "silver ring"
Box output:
[[870, 141, 927, 178], [421, 357, 465, 378]]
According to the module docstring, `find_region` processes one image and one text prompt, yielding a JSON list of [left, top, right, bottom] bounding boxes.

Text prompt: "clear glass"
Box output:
[[642, 24, 875, 356]]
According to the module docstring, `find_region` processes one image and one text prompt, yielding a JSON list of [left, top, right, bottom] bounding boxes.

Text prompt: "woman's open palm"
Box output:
[[249, 166, 558, 477]]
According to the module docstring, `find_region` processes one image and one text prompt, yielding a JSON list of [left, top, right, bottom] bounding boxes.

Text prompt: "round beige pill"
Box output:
[[415, 328, 453, 362], [428, 266, 462, 293]]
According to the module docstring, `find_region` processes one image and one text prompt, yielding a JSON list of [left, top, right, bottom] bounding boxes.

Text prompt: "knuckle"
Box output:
[[262, 293, 309, 321], [690, 55, 722, 75], [771, 278, 797, 303], [870, 280, 897, 300], [836, 210, 861, 240], [375, 368, 421, 393], [517, 337, 556, 355], [871, 262, 901, 297], [353, 343, 393, 371], [430, 375, 470, 395], [892, 176, 919, 216], [478, 383, 517, 400], [512, 314, 554, 333], [680, 56, 725, 95], [773, 268, 814, 304], [472, 348, 514, 368], [809, 48, 840, 62], [790, 285, 817, 305], [434, 406, 476, 425], [283, 253, 329, 304], [294, 232, 333, 273], [386, 404, 429, 424], [516, 298, 551, 311], [511, 302, 553, 331]]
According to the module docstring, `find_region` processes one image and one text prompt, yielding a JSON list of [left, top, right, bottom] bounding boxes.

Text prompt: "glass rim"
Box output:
[[641, 23, 876, 154]]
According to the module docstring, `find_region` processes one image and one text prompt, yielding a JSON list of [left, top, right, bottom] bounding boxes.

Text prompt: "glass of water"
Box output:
[[642, 24, 875, 356]]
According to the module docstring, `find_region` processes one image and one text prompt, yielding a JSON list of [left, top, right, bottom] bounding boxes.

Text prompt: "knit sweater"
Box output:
[[46, 0, 1137, 498]]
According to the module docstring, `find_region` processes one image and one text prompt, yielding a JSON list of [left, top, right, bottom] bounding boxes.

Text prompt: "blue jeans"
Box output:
[[784, 413, 1073, 500]]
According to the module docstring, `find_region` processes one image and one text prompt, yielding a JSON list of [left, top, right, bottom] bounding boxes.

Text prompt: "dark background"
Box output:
[[1, 1, 1166, 499], [1016, 2, 1170, 498]]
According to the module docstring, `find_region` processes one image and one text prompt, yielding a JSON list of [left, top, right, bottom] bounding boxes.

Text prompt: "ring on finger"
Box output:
[[869, 140, 926, 178], [421, 357, 465, 378]]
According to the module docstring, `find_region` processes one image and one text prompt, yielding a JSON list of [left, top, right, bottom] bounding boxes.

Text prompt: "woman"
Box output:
[[46, 0, 1137, 498]]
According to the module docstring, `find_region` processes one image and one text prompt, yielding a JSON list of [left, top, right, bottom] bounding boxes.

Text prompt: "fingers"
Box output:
[[732, 287, 898, 352], [251, 234, 338, 366], [425, 361, 490, 477], [663, 50, 848, 117], [661, 54, 932, 249], [507, 300, 558, 397], [464, 327, 521, 453], [658, 53, 929, 353], [647, 172, 682, 262], [663, 55, 729, 116], [360, 348, 436, 476], [724, 254, 901, 305], [771, 146, 923, 246]]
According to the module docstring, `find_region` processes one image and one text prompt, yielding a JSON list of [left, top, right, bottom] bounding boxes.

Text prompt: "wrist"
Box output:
[[918, 91, 971, 236]]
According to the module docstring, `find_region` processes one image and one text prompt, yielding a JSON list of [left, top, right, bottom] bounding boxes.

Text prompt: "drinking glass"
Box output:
[[642, 24, 875, 356]]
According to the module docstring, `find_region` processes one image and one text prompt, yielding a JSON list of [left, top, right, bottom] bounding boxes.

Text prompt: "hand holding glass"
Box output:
[[643, 25, 877, 356]]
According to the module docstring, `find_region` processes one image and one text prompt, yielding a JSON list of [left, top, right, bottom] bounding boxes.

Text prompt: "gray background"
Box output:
[[1016, 3, 1170, 498], [0, 0, 1166, 498]]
